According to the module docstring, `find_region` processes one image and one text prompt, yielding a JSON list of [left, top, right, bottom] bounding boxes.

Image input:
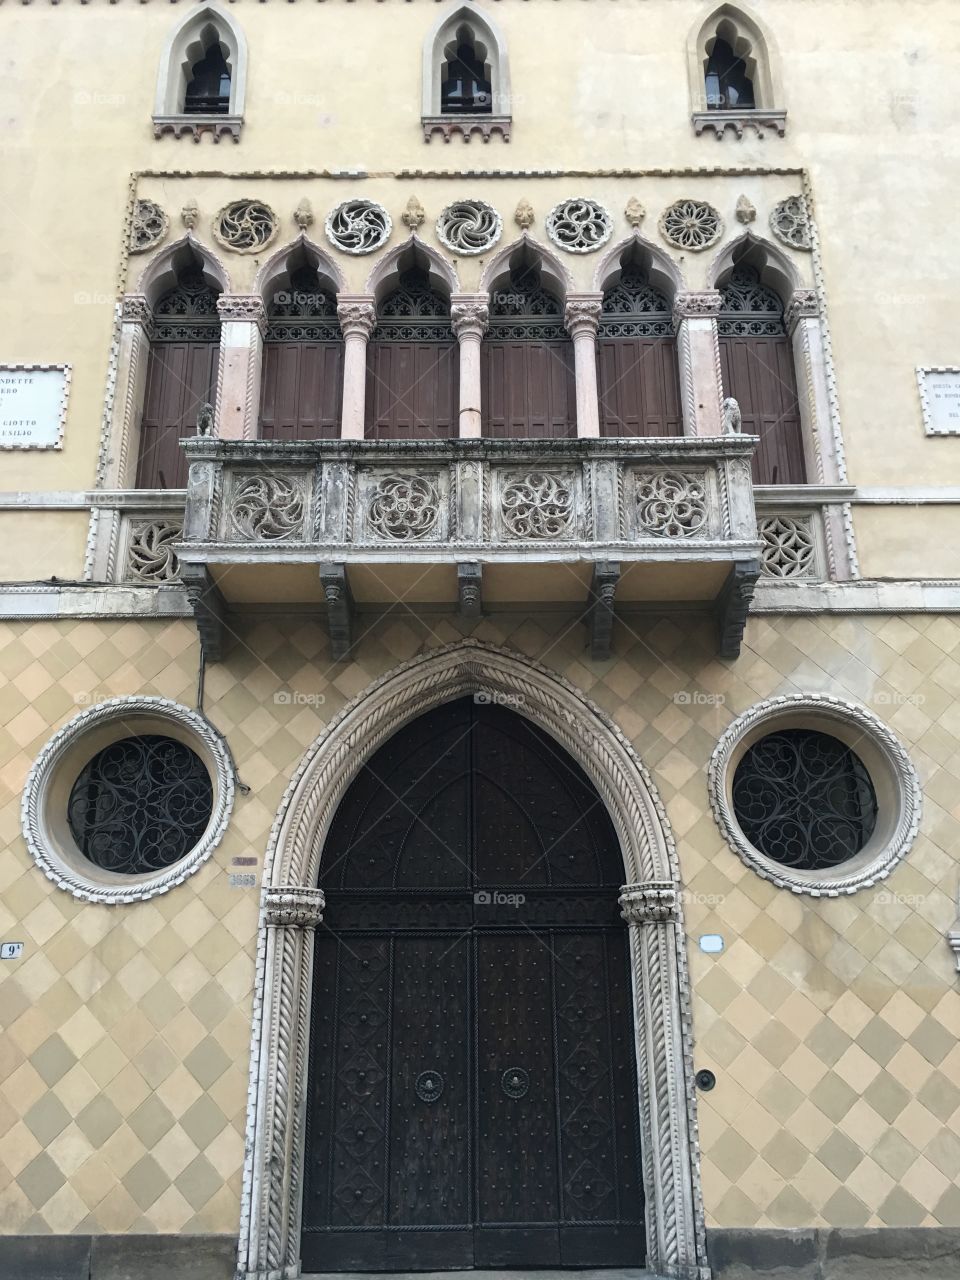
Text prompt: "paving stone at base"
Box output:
[[0, 1235, 91, 1280], [707, 1228, 960, 1279], [707, 1228, 819, 1278], [90, 1233, 236, 1279]]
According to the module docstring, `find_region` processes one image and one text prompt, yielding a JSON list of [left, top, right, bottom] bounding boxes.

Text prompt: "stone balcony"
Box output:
[[178, 435, 762, 661]]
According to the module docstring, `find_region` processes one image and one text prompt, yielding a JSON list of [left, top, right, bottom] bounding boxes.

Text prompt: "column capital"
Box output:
[[785, 288, 820, 333], [121, 293, 154, 335], [337, 295, 377, 340], [619, 881, 679, 924], [263, 886, 325, 929], [672, 290, 723, 328], [216, 293, 268, 336], [564, 292, 603, 338], [450, 294, 490, 340]]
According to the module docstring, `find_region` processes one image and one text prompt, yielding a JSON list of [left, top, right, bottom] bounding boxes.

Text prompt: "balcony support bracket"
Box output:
[[181, 564, 227, 662], [320, 563, 354, 662], [458, 562, 483, 619], [717, 558, 761, 659], [588, 560, 620, 661]]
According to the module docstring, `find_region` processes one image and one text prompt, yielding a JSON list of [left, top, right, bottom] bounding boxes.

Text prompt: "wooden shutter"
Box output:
[[481, 339, 576, 439], [719, 335, 806, 484], [597, 337, 682, 436], [259, 342, 343, 441], [136, 341, 219, 489], [364, 341, 458, 440]]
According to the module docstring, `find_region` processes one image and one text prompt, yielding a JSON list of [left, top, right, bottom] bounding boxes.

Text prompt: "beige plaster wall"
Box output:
[[1, 609, 958, 1236]]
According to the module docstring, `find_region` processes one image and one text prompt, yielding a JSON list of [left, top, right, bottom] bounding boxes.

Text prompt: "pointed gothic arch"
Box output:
[[136, 234, 231, 308], [687, 2, 781, 113], [153, 1, 248, 139], [422, 1, 512, 119], [365, 234, 459, 304], [594, 231, 685, 300], [236, 640, 709, 1280]]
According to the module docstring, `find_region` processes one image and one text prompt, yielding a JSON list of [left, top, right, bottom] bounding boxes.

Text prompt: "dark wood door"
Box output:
[[481, 339, 577, 438], [136, 341, 219, 488], [365, 341, 458, 439], [719, 335, 806, 484], [597, 337, 683, 436], [303, 699, 645, 1272], [259, 340, 343, 440]]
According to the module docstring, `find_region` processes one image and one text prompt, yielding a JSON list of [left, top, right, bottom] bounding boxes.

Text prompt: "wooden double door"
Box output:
[[302, 699, 645, 1271]]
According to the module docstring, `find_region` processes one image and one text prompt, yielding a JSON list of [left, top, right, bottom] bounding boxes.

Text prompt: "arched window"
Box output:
[[597, 259, 682, 437], [718, 263, 805, 484], [423, 3, 511, 141], [688, 5, 783, 137], [154, 2, 247, 140], [137, 253, 221, 489], [260, 256, 343, 442], [366, 264, 458, 440], [482, 255, 575, 439]]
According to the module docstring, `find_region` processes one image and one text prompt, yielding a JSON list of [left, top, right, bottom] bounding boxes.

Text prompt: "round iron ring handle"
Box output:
[[415, 1070, 444, 1103], [501, 1066, 529, 1099]]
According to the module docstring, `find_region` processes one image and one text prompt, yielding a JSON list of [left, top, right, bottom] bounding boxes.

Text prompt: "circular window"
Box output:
[[709, 696, 920, 895], [67, 735, 214, 874], [22, 698, 234, 904]]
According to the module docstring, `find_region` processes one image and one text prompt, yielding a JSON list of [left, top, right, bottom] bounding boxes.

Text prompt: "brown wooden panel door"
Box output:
[[136, 341, 218, 489], [365, 341, 458, 440], [597, 337, 682, 437], [481, 339, 577, 438], [719, 335, 806, 484], [259, 341, 343, 440]]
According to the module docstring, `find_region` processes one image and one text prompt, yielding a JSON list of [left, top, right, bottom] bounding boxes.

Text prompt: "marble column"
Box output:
[[336, 295, 377, 441], [105, 294, 154, 489], [564, 293, 603, 439], [450, 293, 489, 438], [215, 295, 267, 441], [672, 290, 724, 437]]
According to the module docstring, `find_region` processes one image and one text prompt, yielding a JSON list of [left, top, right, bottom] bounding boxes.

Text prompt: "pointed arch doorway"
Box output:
[[237, 642, 709, 1280], [303, 696, 643, 1270]]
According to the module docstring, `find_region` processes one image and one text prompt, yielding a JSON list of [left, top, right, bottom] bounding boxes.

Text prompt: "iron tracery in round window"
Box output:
[[67, 735, 214, 875], [731, 729, 877, 872]]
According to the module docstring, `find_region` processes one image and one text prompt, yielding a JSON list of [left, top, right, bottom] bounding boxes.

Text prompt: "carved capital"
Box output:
[[564, 295, 603, 339], [264, 886, 325, 929], [672, 290, 723, 328], [216, 294, 267, 336], [121, 294, 153, 333], [619, 882, 679, 924], [337, 298, 377, 340], [450, 296, 489, 340], [949, 929, 960, 974], [785, 289, 820, 332]]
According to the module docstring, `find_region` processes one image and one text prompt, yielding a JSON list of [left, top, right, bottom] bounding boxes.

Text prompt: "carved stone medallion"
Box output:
[[770, 195, 812, 250], [230, 474, 306, 541], [126, 519, 182, 582], [368, 474, 441, 541], [436, 200, 502, 254], [325, 200, 392, 254], [129, 199, 168, 254], [213, 200, 279, 253], [634, 471, 708, 538], [658, 199, 723, 251], [500, 471, 576, 539], [546, 198, 613, 253]]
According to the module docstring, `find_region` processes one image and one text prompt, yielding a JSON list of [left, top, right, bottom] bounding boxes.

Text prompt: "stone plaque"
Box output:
[[917, 366, 960, 436], [0, 364, 71, 449]]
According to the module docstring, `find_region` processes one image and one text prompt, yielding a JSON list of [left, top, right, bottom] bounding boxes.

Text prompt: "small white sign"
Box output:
[[0, 942, 24, 959], [917, 366, 960, 436], [0, 365, 71, 449], [698, 934, 724, 954]]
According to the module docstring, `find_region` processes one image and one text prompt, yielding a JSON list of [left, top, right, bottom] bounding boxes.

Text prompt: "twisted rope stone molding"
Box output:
[[20, 696, 235, 905], [237, 639, 709, 1280], [708, 694, 922, 897]]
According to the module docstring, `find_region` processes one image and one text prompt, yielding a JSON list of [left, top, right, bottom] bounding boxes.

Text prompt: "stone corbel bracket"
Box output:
[[422, 114, 511, 143], [153, 115, 242, 143], [692, 109, 787, 139]]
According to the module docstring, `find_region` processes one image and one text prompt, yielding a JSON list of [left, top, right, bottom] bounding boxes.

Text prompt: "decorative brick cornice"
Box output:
[[672, 290, 723, 328], [619, 881, 679, 924], [264, 886, 325, 929], [692, 109, 787, 140], [422, 114, 511, 144], [564, 294, 603, 338], [336, 298, 376, 340], [153, 114, 242, 144]]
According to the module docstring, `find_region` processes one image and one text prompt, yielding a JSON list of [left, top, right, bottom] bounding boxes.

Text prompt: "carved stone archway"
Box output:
[[236, 640, 710, 1280]]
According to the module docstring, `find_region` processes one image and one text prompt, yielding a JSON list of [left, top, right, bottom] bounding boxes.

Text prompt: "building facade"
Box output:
[[1, 3, 959, 1278]]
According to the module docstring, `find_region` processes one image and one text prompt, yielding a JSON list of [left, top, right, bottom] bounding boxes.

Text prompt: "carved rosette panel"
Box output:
[[770, 195, 812, 250], [546, 198, 613, 253], [436, 200, 503, 254], [367, 474, 442, 541], [325, 200, 392, 254], [213, 200, 279, 254], [125, 519, 182, 583], [129, 199, 168, 254], [633, 471, 708, 539], [229, 474, 307, 542], [658, 200, 723, 252], [758, 514, 817, 579], [499, 470, 577, 540]]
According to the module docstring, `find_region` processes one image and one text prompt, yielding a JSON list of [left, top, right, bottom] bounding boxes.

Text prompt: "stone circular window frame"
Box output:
[[708, 695, 921, 896], [21, 697, 235, 904]]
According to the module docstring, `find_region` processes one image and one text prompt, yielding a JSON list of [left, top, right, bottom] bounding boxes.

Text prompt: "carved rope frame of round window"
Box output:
[[707, 694, 921, 896], [20, 697, 235, 905]]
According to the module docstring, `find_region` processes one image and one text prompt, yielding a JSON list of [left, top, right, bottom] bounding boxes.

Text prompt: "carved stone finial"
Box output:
[[625, 197, 645, 228], [619, 882, 679, 925], [181, 199, 200, 231], [402, 196, 426, 230], [196, 402, 214, 436], [264, 886, 325, 929], [294, 198, 314, 231], [735, 195, 756, 224], [722, 397, 742, 435], [514, 198, 535, 230]]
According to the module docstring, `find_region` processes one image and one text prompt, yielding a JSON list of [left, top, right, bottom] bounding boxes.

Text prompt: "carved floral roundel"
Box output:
[[546, 198, 613, 254], [325, 199, 393, 255], [436, 200, 503, 255], [213, 200, 279, 253], [658, 200, 724, 252]]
